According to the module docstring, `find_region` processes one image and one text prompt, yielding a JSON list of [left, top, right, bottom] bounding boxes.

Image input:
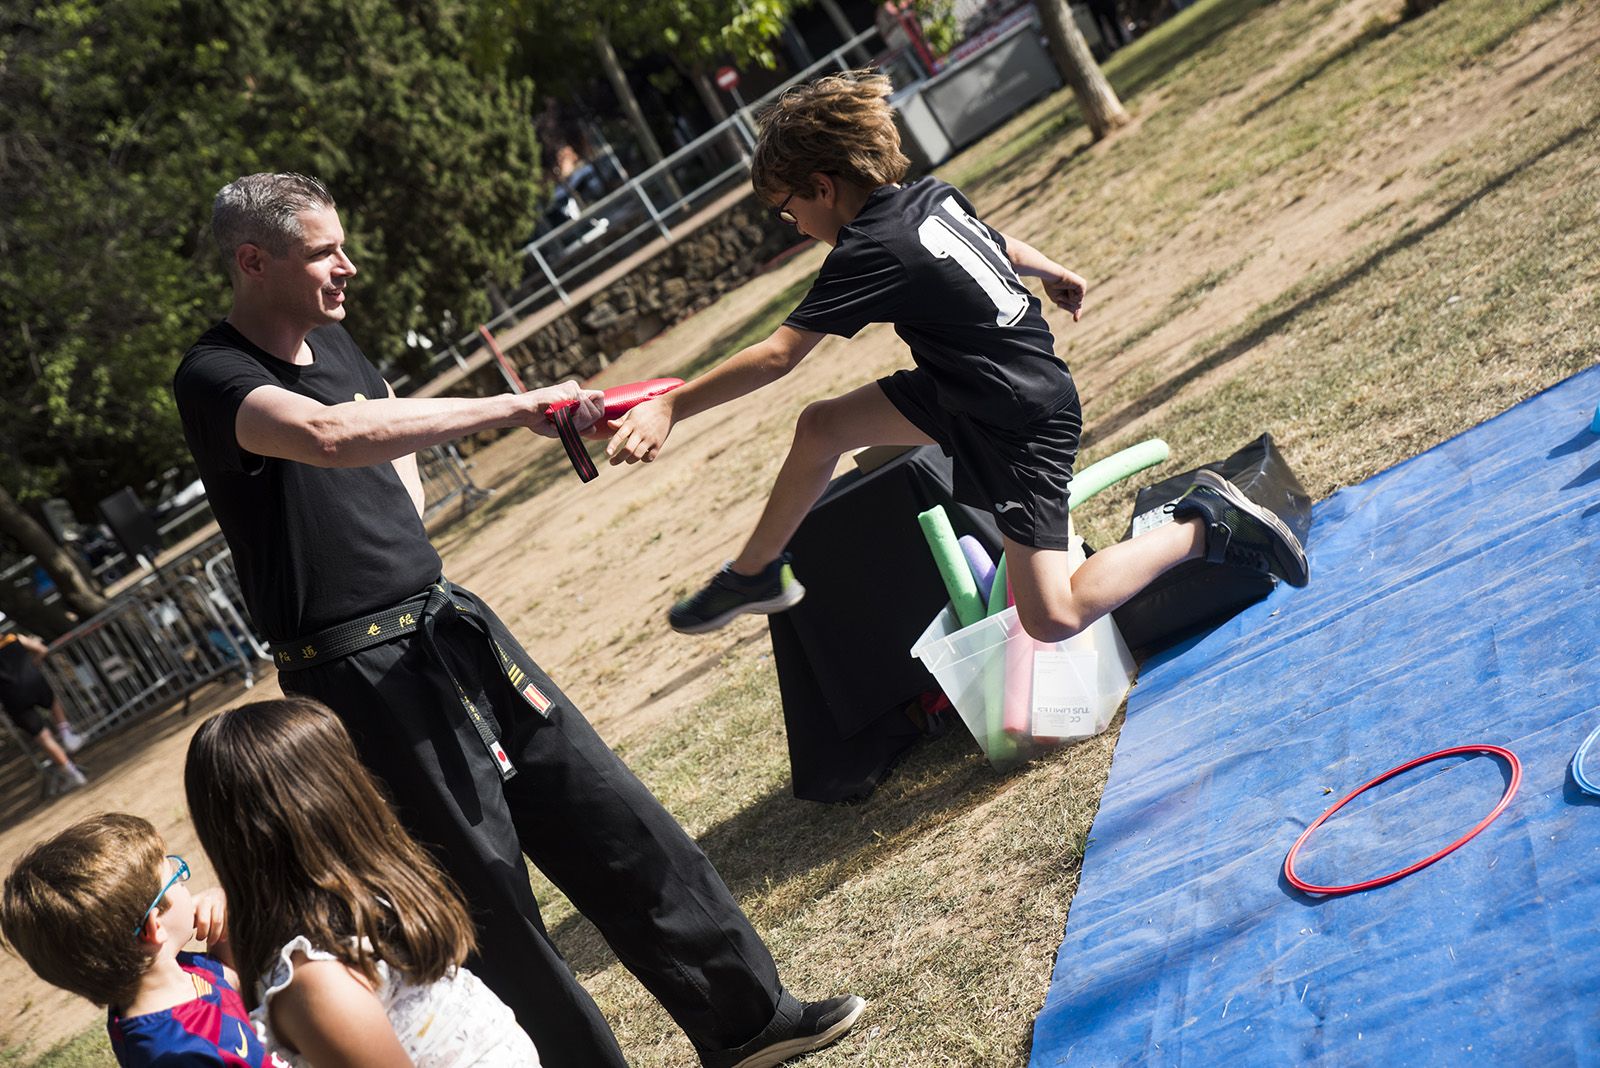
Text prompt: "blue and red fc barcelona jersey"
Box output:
[[108, 952, 287, 1067]]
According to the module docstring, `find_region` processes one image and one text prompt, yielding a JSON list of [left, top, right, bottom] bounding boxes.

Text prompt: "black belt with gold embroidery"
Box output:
[[268, 581, 538, 782]]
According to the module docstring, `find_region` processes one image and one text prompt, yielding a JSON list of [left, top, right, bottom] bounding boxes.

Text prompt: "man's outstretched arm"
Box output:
[[235, 382, 604, 469]]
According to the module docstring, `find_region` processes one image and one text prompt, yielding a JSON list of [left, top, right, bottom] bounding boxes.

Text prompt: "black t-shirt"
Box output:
[[784, 176, 1075, 426], [0, 637, 46, 709], [173, 321, 442, 641]]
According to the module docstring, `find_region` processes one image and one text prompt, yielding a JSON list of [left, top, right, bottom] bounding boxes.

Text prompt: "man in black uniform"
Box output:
[[174, 172, 862, 1068]]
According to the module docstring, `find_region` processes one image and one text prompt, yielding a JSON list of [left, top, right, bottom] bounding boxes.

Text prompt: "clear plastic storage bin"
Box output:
[[910, 600, 1137, 770]]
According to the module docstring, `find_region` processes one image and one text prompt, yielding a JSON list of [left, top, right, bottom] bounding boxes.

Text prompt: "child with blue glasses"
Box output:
[[1, 813, 284, 1067]]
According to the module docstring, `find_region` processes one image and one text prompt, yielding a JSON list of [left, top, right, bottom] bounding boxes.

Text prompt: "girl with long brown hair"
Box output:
[[185, 696, 540, 1066]]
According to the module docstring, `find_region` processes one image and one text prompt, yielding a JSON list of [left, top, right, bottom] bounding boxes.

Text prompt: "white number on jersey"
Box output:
[[915, 196, 1029, 326]]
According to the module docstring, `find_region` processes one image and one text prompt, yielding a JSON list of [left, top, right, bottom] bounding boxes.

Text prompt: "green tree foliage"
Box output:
[[480, 0, 796, 101], [0, 0, 542, 521]]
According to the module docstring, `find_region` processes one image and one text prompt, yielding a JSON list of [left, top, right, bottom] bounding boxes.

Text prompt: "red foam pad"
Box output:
[[548, 378, 684, 440]]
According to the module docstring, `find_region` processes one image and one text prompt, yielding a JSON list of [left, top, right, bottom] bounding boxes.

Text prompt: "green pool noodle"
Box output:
[[1067, 438, 1171, 511], [980, 638, 1019, 764], [973, 551, 1016, 763], [986, 554, 1009, 618], [918, 506, 985, 628]]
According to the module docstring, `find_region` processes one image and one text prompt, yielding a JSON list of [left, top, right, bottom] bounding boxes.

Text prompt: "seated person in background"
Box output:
[[0, 813, 284, 1067], [0, 631, 88, 791]]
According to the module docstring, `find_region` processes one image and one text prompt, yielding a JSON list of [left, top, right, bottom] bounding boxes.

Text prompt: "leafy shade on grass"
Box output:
[[528, 658, 1117, 1065], [0, 1029, 114, 1068], [1068, 84, 1600, 549]]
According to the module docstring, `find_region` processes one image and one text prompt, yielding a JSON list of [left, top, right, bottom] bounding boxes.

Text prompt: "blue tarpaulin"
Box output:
[[1030, 364, 1600, 1066]]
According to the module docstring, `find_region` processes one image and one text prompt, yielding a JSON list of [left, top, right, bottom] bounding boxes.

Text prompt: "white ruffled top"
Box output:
[[253, 936, 540, 1067]]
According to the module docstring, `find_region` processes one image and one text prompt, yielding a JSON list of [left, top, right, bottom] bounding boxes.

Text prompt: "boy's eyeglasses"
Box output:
[[772, 192, 797, 225], [133, 855, 190, 937]]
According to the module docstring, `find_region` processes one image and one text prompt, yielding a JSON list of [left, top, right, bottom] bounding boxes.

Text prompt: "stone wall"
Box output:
[[510, 194, 807, 383], [451, 194, 808, 406]]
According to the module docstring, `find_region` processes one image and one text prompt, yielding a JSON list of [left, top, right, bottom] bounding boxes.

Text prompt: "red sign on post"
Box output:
[[715, 66, 740, 92]]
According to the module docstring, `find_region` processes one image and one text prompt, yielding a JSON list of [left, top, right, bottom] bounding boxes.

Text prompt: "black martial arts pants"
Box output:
[[282, 583, 799, 1067]]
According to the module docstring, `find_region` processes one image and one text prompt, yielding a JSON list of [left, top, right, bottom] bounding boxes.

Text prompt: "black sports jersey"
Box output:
[[173, 321, 442, 641], [783, 176, 1074, 425]]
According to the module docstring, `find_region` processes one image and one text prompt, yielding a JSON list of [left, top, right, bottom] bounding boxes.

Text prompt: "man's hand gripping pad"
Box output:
[[546, 378, 684, 482]]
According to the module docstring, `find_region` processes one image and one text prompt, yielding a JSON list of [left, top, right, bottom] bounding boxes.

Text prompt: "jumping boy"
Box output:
[[605, 71, 1308, 641], [1, 813, 283, 1066]]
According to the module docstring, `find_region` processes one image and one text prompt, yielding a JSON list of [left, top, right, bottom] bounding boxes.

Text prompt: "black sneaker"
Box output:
[[703, 995, 867, 1068], [1173, 469, 1310, 587], [669, 556, 806, 634]]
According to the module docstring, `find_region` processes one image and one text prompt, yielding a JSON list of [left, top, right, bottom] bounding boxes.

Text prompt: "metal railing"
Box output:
[[3, 442, 490, 777], [419, 444, 492, 521], [38, 534, 266, 751], [4, 443, 489, 614], [389, 25, 927, 395]]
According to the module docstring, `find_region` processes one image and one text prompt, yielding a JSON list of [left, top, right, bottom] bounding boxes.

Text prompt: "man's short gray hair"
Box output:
[[211, 173, 336, 277]]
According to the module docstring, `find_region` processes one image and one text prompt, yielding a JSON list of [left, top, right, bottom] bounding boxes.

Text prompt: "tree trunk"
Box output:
[[0, 484, 108, 631], [816, 0, 873, 64], [596, 31, 666, 169], [594, 30, 685, 204], [0, 580, 76, 639], [1036, 0, 1131, 140], [688, 63, 750, 166]]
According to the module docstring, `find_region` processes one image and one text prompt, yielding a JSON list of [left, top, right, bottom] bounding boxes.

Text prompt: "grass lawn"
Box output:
[[6, 0, 1595, 1062]]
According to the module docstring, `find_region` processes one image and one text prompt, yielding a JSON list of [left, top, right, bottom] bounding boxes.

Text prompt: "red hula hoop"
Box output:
[[1282, 745, 1521, 896]]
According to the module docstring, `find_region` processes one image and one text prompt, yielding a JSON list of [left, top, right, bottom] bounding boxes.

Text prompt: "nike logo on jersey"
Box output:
[[234, 1022, 250, 1057], [995, 501, 1025, 513]]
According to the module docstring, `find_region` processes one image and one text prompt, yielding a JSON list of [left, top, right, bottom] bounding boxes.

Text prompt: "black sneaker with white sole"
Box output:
[[1172, 469, 1310, 586], [701, 995, 867, 1068], [669, 555, 807, 634]]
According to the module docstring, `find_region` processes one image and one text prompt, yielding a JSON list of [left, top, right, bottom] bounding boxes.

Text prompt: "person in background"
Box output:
[[0, 631, 88, 791]]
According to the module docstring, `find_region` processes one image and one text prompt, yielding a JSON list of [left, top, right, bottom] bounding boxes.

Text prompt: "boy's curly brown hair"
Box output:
[[751, 70, 911, 202]]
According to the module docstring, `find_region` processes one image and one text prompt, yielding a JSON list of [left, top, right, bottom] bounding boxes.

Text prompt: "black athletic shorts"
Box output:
[[878, 368, 1081, 550], [0, 675, 54, 736]]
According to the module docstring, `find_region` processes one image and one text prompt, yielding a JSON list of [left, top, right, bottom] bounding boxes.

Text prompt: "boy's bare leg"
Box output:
[[1004, 518, 1207, 643], [731, 381, 932, 575]]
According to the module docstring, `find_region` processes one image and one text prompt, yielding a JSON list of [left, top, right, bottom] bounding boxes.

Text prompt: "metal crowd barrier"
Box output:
[[419, 443, 492, 521], [16, 445, 486, 769], [38, 534, 267, 750]]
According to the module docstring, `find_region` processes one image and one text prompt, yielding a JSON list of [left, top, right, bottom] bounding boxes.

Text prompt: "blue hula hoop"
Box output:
[[1572, 721, 1600, 796]]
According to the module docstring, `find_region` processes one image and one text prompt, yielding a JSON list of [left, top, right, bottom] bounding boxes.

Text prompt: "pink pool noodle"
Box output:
[[1002, 616, 1037, 737]]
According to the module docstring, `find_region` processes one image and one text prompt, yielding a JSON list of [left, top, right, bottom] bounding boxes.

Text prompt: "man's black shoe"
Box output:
[[1173, 469, 1310, 587], [702, 995, 867, 1068]]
